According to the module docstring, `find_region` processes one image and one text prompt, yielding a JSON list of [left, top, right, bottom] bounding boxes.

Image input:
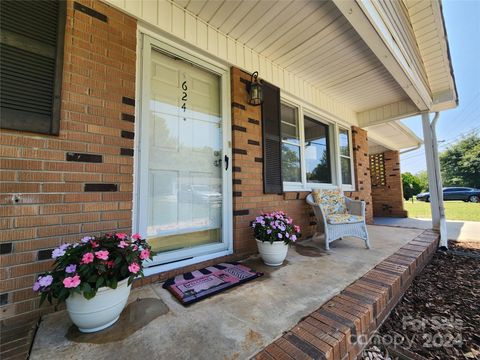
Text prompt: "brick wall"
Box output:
[[371, 150, 408, 217], [345, 126, 374, 224], [230, 68, 317, 255], [0, 0, 136, 322], [0, 25, 374, 327]]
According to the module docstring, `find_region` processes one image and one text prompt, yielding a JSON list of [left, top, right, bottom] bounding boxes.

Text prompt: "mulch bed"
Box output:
[[361, 241, 480, 360]]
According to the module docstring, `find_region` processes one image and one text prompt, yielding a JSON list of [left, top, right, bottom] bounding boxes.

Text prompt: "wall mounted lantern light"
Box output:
[[246, 71, 263, 106]]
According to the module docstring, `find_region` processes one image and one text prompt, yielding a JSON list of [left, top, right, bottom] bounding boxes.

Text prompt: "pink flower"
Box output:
[[132, 245, 138, 251], [81, 252, 94, 264], [118, 240, 129, 249], [63, 275, 81, 288], [128, 262, 140, 274], [95, 250, 109, 260], [294, 225, 301, 233], [104, 260, 115, 269], [116, 233, 128, 240], [131, 233, 142, 240], [90, 240, 99, 248], [140, 249, 150, 260]]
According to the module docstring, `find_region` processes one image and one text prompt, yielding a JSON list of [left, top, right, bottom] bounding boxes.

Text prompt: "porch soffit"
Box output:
[[102, 0, 423, 125], [366, 120, 422, 152], [170, 0, 411, 113]]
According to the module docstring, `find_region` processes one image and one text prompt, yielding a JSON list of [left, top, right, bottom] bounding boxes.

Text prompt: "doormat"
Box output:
[[162, 262, 263, 305]]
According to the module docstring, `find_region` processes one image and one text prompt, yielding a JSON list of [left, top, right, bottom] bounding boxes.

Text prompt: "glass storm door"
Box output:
[[138, 36, 232, 268]]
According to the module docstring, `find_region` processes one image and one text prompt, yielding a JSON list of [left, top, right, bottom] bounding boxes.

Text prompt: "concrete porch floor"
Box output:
[[30, 225, 423, 360], [374, 217, 480, 242]]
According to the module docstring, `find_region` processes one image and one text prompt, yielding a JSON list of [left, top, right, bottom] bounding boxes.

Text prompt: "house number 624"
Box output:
[[181, 81, 187, 113]]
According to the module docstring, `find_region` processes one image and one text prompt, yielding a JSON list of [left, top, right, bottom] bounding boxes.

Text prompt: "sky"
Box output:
[[400, 0, 480, 174]]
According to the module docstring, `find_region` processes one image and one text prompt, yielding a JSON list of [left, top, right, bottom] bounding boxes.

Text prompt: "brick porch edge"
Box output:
[[254, 229, 439, 360]]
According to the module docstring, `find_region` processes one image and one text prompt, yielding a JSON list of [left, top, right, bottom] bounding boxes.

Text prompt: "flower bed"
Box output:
[[361, 241, 480, 359]]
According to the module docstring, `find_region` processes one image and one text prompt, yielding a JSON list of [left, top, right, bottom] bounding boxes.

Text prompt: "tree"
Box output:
[[415, 170, 429, 192], [440, 134, 480, 188], [402, 172, 423, 201]]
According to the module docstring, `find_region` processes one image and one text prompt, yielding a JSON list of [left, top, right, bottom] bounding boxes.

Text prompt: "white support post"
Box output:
[[421, 112, 448, 248]]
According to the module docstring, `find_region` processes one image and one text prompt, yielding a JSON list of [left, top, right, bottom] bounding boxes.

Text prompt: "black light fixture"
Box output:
[[246, 71, 263, 106]]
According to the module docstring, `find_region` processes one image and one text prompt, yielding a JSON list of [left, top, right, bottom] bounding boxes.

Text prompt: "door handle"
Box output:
[[224, 155, 229, 170]]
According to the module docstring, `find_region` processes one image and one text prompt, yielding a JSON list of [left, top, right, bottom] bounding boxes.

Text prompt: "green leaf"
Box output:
[[83, 290, 96, 300], [40, 292, 47, 306], [82, 283, 92, 294], [120, 265, 127, 277], [110, 278, 118, 289], [95, 277, 105, 289]]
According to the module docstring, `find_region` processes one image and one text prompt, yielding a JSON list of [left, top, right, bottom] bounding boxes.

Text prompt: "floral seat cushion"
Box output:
[[326, 214, 364, 225], [311, 188, 347, 215]]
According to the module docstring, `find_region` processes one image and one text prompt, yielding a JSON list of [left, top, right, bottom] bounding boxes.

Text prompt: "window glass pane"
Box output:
[[341, 157, 352, 185], [282, 143, 301, 182], [281, 104, 299, 144], [304, 116, 331, 183], [339, 129, 350, 156]]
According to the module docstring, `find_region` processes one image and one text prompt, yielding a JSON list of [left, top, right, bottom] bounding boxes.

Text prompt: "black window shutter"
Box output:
[[261, 81, 283, 194], [0, 0, 66, 135]]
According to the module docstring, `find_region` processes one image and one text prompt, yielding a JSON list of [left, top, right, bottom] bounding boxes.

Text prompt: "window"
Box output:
[[0, 0, 66, 135], [281, 104, 301, 182], [279, 99, 355, 191], [304, 116, 330, 183], [339, 128, 353, 185]]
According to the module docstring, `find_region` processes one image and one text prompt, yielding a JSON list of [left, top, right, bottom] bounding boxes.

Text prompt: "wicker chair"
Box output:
[[306, 189, 370, 250]]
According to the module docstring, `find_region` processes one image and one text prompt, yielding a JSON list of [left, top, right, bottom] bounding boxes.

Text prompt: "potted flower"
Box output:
[[251, 211, 301, 266], [33, 233, 153, 333]]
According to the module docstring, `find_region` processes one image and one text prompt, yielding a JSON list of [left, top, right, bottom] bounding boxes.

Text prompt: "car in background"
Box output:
[[416, 187, 480, 203]]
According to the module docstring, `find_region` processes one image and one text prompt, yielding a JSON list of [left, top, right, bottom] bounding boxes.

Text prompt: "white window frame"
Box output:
[[133, 28, 233, 276], [336, 126, 356, 191], [280, 94, 356, 192], [281, 99, 304, 187]]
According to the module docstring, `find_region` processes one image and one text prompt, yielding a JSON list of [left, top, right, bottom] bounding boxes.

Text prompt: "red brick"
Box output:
[[37, 224, 81, 238], [15, 216, 62, 228], [18, 172, 63, 182]]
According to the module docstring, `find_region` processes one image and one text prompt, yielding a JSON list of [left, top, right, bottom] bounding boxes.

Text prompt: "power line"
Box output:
[[400, 126, 479, 162], [441, 92, 480, 133]]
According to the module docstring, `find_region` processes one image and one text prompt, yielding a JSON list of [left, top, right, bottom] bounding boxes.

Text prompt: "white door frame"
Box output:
[[135, 31, 233, 276]]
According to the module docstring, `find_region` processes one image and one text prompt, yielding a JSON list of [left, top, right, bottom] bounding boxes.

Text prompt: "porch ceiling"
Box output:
[[172, 0, 411, 112], [366, 120, 422, 153]]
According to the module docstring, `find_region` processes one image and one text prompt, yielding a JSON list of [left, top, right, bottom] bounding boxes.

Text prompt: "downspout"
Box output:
[[423, 112, 448, 248], [430, 112, 448, 248]]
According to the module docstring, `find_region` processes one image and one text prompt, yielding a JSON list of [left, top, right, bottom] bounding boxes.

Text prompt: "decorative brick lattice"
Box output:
[[371, 151, 408, 217], [370, 153, 386, 187]]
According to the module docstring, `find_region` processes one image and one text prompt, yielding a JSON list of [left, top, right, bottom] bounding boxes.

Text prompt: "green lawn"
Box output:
[[404, 199, 480, 221]]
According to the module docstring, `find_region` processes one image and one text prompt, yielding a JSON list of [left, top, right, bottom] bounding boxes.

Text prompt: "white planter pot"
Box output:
[[65, 278, 131, 333], [256, 239, 289, 266]]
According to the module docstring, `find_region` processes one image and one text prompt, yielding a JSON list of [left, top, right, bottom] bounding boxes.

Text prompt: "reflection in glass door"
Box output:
[[138, 36, 232, 266]]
